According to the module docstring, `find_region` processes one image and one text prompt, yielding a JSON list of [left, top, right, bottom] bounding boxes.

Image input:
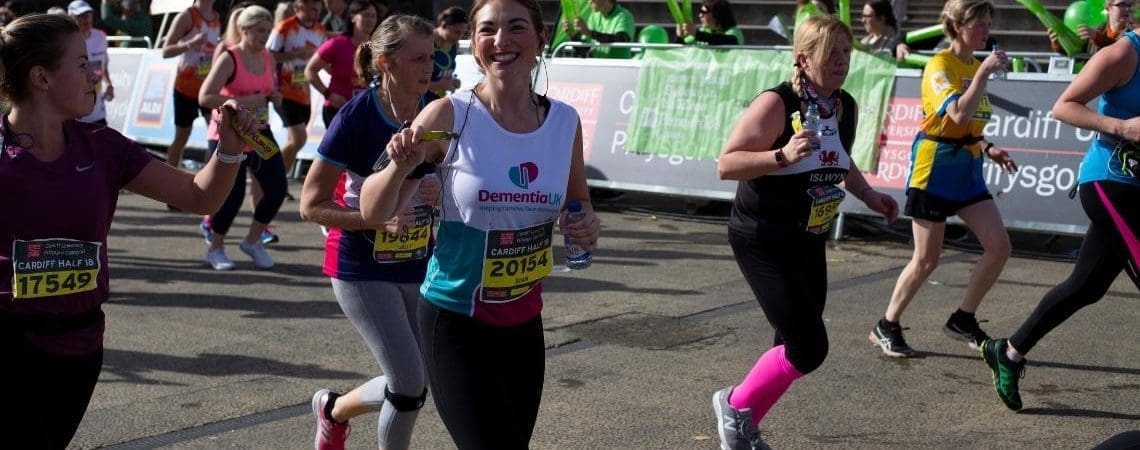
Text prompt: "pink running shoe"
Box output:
[[312, 389, 350, 450]]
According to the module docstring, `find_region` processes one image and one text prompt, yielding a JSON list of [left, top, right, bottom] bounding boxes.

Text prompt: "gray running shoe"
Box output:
[[712, 386, 771, 450]]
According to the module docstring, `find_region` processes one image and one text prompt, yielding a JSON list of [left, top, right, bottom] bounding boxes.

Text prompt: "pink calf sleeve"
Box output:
[[727, 345, 803, 425]]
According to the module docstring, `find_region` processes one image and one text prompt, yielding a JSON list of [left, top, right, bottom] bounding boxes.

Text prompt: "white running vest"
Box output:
[[422, 89, 579, 324]]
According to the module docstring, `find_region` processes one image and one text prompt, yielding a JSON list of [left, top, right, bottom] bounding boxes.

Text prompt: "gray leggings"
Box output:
[[330, 279, 427, 450]]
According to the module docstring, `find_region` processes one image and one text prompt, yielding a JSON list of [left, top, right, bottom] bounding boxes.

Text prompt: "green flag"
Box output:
[[626, 47, 895, 170]]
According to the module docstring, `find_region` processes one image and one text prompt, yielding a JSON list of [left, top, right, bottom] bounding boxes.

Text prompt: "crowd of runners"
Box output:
[[0, 0, 1136, 449]]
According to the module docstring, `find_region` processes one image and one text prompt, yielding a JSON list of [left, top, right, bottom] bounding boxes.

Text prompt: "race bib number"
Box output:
[[11, 239, 101, 299], [480, 221, 554, 303], [255, 106, 270, 124], [805, 185, 845, 234], [291, 70, 307, 87], [373, 205, 433, 263], [197, 60, 212, 79]]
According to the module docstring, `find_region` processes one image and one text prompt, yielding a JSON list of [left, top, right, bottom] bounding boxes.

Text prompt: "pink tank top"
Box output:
[[207, 46, 275, 142]]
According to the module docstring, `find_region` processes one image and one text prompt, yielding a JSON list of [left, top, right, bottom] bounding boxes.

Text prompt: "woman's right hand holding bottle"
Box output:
[[780, 130, 819, 165], [980, 48, 1007, 78]]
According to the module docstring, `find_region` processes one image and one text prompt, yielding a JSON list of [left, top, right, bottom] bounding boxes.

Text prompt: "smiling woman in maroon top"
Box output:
[[0, 13, 260, 448]]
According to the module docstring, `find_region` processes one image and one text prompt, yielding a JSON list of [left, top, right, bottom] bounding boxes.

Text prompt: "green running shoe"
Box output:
[[981, 338, 1025, 411]]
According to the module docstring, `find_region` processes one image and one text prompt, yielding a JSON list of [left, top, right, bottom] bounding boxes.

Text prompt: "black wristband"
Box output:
[[408, 162, 436, 179], [371, 151, 435, 179]]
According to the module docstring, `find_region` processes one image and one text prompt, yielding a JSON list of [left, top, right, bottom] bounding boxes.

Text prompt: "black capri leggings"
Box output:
[[1010, 181, 1140, 354], [728, 230, 830, 374], [0, 311, 104, 449], [418, 301, 545, 450], [206, 130, 287, 235]]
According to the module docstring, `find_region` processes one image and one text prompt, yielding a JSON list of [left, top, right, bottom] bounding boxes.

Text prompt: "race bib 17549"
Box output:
[[11, 239, 101, 299]]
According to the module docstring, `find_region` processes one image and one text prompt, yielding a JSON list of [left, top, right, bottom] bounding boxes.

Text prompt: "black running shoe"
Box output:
[[869, 321, 917, 358], [945, 314, 991, 349]]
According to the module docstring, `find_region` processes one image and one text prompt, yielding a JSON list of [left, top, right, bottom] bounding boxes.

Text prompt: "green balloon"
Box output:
[[1088, 8, 1107, 28], [796, 3, 820, 29], [639, 25, 669, 44], [1086, 0, 1105, 12], [1063, 1, 1090, 32]]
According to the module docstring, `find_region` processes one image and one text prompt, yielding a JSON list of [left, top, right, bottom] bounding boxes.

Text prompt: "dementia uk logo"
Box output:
[[478, 161, 563, 205], [509, 162, 539, 188]]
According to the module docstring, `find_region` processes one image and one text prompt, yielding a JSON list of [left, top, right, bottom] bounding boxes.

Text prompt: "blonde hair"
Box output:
[[224, 5, 273, 46], [940, 0, 994, 40], [791, 15, 853, 98], [355, 14, 433, 85]]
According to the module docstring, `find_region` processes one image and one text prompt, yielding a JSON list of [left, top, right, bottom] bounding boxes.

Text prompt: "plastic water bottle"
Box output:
[[181, 159, 203, 172], [563, 201, 592, 270], [991, 43, 1007, 80], [803, 102, 821, 152]]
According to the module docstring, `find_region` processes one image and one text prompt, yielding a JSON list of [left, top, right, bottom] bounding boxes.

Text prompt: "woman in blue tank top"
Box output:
[[979, 31, 1140, 412]]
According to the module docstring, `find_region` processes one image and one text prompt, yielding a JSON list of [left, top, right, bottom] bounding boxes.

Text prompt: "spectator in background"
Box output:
[[676, 0, 744, 45], [305, 0, 378, 126], [426, 6, 466, 101], [267, 0, 326, 184], [566, 0, 635, 58], [861, 0, 903, 58], [47, 6, 66, 14], [161, 0, 221, 197], [274, 0, 293, 24], [321, 0, 346, 34], [101, 0, 152, 47], [892, 0, 907, 23], [1049, 0, 1132, 55], [69, 0, 114, 125], [0, 2, 14, 25]]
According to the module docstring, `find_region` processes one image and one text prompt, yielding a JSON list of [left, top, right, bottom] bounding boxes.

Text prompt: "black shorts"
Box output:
[[280, 99, 311, 127], [173, 91, 210, 127], [904, 189, 993, 222]]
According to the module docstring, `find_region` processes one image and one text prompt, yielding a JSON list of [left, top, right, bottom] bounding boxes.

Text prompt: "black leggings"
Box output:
[[322, 105, 338, 128], [206, 131, 287, 236], [728, 230, 829, 374], [1010, 181, 1140, 354], [0, 316, 103, 449], [418, 301, 545, 450]]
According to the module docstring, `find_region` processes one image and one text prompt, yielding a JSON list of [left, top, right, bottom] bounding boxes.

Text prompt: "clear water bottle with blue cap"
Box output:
[[564, 201, 592, 270], [803, 102, 821, 152], [991, 43, 1007, 80]]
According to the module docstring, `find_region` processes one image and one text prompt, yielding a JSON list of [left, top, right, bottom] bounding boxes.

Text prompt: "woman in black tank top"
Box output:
[[711, 16, 898, 450]]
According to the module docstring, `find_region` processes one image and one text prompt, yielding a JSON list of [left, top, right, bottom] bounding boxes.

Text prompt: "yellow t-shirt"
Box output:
[[908, 50, 993, 199], [920, 49, 991, 145]]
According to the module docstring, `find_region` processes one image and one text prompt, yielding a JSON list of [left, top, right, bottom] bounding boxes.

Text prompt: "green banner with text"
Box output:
[[626, 47, 896, 170]]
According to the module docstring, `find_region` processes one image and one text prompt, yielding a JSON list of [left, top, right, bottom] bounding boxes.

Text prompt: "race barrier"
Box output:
[[116, 49, 327, 169], [109, 46, 1091, 235]]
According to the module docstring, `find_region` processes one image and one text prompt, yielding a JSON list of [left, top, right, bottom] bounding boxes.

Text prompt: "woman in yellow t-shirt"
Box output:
[[871, 0, 1018, 358]]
